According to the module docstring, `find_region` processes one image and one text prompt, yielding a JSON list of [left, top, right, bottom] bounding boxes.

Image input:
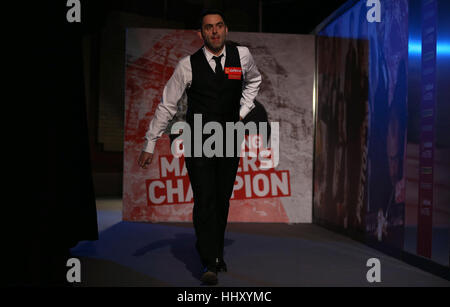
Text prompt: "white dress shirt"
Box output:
[[143, 45, 262, 153]]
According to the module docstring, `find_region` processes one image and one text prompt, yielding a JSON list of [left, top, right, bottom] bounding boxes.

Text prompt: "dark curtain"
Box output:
[[10, 1, 103, 286]]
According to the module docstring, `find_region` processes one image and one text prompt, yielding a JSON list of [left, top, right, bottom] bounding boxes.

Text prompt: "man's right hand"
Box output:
[[138, 151, 153, 169]]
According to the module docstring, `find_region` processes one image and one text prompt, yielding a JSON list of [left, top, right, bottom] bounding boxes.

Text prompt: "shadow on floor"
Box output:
[[133, 233, 234, 280]]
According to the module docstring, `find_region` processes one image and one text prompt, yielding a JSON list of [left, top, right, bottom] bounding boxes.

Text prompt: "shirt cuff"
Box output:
[[239, 105, 253, 119], [143, 140, 156, 154]]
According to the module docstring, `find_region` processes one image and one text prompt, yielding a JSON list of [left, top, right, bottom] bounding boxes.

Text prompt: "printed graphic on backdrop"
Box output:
[[123, 29, 315, 222], [406, 0, 450, 266], [314, 36, 369, 232], [317, 0, 408, 248], [416, 0, 437, 259]]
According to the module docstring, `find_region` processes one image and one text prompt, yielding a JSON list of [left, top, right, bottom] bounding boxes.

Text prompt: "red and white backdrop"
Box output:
[[123, 28, 315, 223]]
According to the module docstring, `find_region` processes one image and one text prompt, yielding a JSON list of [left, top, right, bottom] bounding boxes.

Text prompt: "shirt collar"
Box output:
[[203, 45, 226, 62]]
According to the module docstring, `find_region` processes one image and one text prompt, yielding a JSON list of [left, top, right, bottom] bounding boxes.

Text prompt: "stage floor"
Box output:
[[69, 198, 449, 287]]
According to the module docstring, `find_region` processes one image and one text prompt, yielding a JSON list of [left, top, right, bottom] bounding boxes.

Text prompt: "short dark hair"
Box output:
[[199, 8, 226, 29]]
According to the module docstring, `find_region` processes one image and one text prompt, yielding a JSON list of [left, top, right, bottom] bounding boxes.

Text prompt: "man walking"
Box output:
[[138, 9, 261, 285]]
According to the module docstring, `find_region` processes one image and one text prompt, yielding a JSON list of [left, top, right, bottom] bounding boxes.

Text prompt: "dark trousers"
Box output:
[[185, 155, 240, 270]]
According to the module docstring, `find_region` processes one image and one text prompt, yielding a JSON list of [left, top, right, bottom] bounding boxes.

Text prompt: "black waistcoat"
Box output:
[[186, 43, 243, 124]]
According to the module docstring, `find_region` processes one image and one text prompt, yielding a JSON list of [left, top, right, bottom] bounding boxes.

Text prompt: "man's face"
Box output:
[[200, 14, 228, 53]]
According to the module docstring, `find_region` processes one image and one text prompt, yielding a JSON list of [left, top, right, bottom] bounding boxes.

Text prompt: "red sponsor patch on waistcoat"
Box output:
[[224, 67, 242, 80]]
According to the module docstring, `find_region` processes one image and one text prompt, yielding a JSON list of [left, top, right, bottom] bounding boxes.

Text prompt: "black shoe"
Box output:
[[216, 258, 228, 272], [201, 267, 218, 285]]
